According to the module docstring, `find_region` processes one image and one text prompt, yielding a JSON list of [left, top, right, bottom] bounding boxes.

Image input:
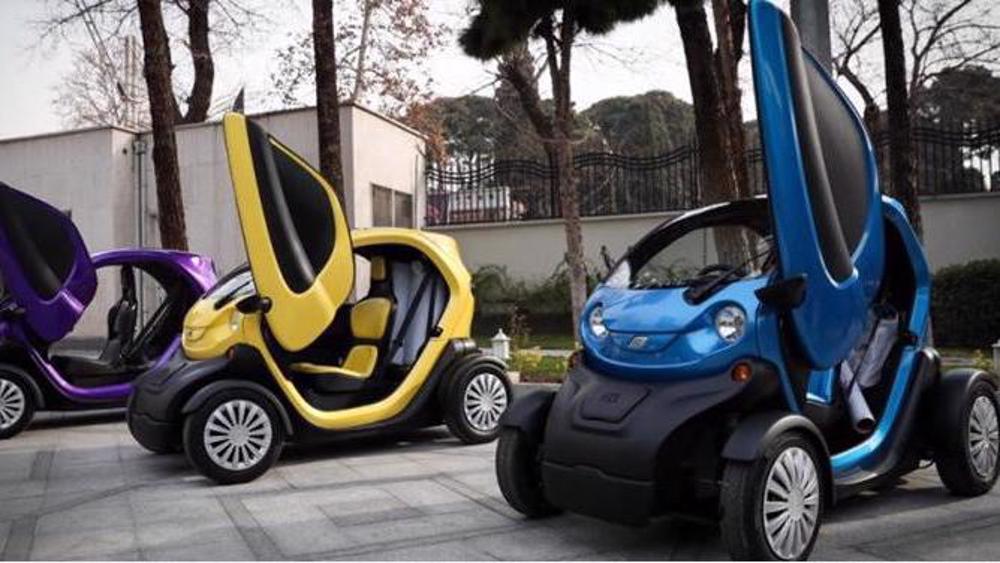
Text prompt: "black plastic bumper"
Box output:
[[537, 360, 778, 524]]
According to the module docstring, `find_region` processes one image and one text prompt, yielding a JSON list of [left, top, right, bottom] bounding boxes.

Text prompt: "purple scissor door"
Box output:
[[0, 182, 97, 343]]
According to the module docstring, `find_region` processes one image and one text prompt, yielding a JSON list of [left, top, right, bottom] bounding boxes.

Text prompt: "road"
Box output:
[[1, 410, 999, 560]]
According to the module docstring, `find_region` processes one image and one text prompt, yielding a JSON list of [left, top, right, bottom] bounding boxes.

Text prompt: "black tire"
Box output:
[[721, 432, 824, 561], [0, 371, 35, 440], [495, 427, 561, 518], [182, 387, 285, 485], [934, 379, 1000, 496], [444, 363, 511, 444]]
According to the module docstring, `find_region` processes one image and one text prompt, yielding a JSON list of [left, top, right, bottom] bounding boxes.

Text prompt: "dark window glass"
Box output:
[[372, 185, 393, 227], [394, 192, 413, 228]]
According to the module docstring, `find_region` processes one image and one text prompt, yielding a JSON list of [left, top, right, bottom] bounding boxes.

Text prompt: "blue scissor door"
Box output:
[[0, 182, 97, 343], [749, 0, 885, 369]]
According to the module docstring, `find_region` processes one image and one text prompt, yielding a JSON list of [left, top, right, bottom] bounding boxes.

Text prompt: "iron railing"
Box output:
[[426, 123, 1000, 226]]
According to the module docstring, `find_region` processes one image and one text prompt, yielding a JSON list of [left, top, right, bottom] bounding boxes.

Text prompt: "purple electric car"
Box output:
[[0, 182, 216, 439]]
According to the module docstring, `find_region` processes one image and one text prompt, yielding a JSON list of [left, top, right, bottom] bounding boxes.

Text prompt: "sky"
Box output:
[[0, 0, 788, 140]]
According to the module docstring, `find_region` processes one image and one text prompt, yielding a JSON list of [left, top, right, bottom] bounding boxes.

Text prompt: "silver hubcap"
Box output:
[[969, 396, 999, 479], [763, 446, 820, 560], [204, 399, 273, 471], [463, 372, 508, 432], [0, 378, 26, 430]]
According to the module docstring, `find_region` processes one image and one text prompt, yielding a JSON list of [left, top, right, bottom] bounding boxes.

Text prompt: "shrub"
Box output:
[[508, 348, 569, 383], [471, 263, 601, 339], [932, 259, 1000, 348]]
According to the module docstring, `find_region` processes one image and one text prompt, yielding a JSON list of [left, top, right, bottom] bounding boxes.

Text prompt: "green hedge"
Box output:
[[932, 259, 1000, 348]]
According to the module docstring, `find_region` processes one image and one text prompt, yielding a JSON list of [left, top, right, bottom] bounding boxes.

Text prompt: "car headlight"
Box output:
[[589, 305, 608, 338], [229, 310, 244, 332], [715, 305, 746, 343]]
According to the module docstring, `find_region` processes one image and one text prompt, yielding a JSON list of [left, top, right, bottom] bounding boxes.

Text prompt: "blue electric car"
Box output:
[[495, 1, 1000, 560]]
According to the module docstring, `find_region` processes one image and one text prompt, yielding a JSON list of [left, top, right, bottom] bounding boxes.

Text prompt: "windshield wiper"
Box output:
[[684, 247, 771, 304]]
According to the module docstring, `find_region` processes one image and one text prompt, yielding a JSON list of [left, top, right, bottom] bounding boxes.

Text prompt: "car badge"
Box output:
[[628, 335, 648, 350]]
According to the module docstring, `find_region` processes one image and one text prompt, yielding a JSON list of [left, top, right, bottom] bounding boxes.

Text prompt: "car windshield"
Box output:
[[207, 266, 255, 307], [607, 223, 773, 290]]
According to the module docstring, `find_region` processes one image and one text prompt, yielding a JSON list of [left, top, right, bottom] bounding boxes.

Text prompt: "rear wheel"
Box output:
[[721, 432, 824, 561], [495, 428, 561, 518], [935, 380, 1000, 496], [183, 388, 285, 484], [0, 373, 34, 440], [445, 364, 510, 444]]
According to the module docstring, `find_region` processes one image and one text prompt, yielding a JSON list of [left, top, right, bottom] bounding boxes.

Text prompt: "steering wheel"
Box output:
[[695, 264, 733, 278]]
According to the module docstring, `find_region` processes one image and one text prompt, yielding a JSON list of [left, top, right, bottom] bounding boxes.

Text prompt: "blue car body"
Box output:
[[495, 0, 991, 544]]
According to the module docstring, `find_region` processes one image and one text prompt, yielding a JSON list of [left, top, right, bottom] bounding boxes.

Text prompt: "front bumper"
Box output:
[[539, 360, 778, 524]]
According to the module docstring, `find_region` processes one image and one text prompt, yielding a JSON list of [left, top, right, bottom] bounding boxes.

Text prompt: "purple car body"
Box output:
[[0, 182, 215, 434]]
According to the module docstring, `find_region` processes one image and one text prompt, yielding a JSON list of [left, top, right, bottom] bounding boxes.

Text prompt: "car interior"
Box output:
[[264, 246, 449, 411], [50, 263, 200, 388]]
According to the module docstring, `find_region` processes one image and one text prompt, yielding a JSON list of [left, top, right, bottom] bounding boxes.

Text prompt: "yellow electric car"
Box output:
[[126, 113, 511, 483]]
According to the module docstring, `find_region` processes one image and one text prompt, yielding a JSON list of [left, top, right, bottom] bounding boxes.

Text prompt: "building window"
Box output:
[[372, 184, 413, 227]]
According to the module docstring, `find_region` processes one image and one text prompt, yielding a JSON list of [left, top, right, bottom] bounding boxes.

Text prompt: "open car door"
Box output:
[[749, 0, 885, 369], [222, 113, 354, 352], [0, 182, 97, 343]]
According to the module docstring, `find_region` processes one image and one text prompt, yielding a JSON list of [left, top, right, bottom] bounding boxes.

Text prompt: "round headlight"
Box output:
[[715, 305, 746, 343], [589, 306, 608, 338], [228, 310, 244, 332]]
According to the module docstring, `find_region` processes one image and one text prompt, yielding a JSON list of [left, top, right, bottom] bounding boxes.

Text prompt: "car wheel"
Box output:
[[495, 427, 561, 518], [0, 372, 35, 440], [445, 364, 510, 444], [721, 432, 824, 561], [935, 380, 1000, 496], [183, 388, 285, 485]]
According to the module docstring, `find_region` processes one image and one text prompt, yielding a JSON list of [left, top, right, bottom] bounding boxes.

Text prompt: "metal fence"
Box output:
[[426, 123, 1000, 226]]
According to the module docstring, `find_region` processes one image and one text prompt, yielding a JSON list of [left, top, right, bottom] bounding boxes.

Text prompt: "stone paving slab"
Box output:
[[3, 410, 1000, 560]]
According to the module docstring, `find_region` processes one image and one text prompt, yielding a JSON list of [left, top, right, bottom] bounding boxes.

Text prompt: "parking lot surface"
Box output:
[[3, 409, 1000, 561]]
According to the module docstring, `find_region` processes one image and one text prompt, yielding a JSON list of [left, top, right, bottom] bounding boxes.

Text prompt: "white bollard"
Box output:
[[491, 329, 511, 361], [993, 339, 1000, 374]]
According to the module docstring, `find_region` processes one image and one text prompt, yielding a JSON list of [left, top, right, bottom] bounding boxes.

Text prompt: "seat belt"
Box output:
[[386, 271, 434, 364]]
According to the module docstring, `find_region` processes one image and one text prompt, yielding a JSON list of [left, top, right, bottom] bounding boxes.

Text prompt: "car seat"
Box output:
[[289, 256, 395, 391]]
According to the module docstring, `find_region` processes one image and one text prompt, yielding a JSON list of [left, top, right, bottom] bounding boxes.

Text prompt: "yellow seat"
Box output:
[[290, 296, 393, 380]]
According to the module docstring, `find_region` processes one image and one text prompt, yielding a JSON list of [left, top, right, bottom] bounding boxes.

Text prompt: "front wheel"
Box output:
[[182, 388, 285, 485], [721, 432, 824, 561], [444, 364, 511, 444], [495, 428, 561, 518], [935, 379, 1000, 496], [0, 372, 35, 440]]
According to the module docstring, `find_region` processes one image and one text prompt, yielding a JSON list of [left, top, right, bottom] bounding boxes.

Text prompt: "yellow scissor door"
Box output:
[[222, 113, 353, 351]]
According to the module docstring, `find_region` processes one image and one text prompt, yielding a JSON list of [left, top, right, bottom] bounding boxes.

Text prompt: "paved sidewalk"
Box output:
[[2, 411, 1000, 560]]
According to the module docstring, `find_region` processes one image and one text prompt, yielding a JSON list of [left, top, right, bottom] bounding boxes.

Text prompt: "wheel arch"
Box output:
[[180, 379, 295, 437], [721, 411, 835, 506], [500, 388, 556, 442], [929, 367, 1000, 451]]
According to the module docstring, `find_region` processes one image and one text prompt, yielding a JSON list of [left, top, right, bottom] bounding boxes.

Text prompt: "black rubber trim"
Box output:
[[181, 379, 295, 437], [781, 17, 853, 282]]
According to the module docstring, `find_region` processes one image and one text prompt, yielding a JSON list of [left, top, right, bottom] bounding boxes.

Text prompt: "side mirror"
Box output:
[[235, 294, 272, 314], [755, 274, 807, 311]]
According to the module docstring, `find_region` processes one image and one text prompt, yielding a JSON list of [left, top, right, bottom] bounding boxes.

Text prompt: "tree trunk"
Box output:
[[878, 0, 922, 236], [712, 0, 750, 199], [553, 14, 588, 342], [313, 0, 345, 201], [137, 0, 188, 251], [673, 0, 749, 263], [178, 0, 213, 124]]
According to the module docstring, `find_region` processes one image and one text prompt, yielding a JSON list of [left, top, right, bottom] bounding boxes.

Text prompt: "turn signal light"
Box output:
[[731, 362, 753, 383]]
